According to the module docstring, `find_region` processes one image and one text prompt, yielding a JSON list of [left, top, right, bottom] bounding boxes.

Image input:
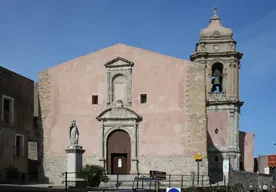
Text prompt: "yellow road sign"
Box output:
[[194, 154, 202, 161]]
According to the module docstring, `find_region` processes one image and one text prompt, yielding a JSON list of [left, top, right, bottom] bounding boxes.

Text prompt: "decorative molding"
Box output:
[[105, 57, 134, 107], [104, 57, 134, 68], [198, 60, 207, 64], [197, 43, 206, 52], [213, 30, 220, 38], [213, 44, 220, 52], [228, 42, 235, 51], [211, 58, 225, 65], [229, 110, 235, 118], [191, 51, 243, 61], [96, 107, 142, 122]]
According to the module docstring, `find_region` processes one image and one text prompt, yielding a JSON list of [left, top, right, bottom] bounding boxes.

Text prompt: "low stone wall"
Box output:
[[229, 170, 275, 190]]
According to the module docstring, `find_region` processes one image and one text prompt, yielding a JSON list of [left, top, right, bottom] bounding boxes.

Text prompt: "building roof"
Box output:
[[40, 43, 189, 72], [200, 8, 233, 40], [0, 66, 34, 82]]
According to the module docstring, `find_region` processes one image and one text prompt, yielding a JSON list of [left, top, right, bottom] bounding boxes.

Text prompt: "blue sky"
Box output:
[[0, 0, 275, 157]]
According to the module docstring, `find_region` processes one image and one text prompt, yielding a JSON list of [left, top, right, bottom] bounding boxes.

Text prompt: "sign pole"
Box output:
[[194, 153, 202, 186], [197, 160, 200, 185]]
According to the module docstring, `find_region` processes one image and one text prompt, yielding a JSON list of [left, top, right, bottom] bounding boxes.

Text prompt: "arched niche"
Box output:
[[112, 74, 127, 104]]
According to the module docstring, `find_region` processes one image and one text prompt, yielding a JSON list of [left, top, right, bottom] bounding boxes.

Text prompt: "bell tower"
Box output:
[[190, 9, 244, 176]]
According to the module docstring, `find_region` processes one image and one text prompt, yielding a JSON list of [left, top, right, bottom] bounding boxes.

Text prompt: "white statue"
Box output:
[[69, 120, 79, 146]]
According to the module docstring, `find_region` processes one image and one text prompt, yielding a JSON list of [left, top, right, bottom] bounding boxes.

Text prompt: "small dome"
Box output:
[[200, 9, 233, 39]]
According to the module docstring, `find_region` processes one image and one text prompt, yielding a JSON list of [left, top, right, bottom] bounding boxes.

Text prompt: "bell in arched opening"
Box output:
[[211, 63, 223, 93]]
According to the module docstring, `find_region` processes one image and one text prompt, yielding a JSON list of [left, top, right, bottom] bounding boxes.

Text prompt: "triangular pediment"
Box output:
[[104, 57, 134, 68], [96, 107, 142, 121]]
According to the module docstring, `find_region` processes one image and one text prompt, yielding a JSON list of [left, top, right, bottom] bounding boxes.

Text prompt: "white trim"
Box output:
[[1, 95, 15, 125], [15, 134, 24, 157]]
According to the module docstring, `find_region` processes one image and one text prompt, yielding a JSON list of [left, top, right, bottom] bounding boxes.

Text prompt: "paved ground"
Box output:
[[0, 184, 142, 192], [0, 184, 66, 191]]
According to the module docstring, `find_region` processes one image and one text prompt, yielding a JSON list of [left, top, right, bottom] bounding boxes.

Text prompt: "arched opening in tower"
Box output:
[[211, 63, 223, 93]]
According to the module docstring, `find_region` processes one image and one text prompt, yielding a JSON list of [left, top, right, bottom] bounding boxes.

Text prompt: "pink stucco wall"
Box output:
[[41, 43, 191, 157], [207, 111, 228, 148], [239, 131, 254, 172]]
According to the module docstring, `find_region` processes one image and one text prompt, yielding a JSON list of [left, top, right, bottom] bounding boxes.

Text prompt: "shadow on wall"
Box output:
[[36, 96, 49, 184], [207, 131, 224, 184], [239, 131, 245, 171], [254, 158, 258, 173]]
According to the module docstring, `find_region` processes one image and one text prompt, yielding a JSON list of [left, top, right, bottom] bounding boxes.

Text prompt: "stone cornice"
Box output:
[[104, 57, 134, 68], [65, 146, 85, 154], [190, 51, 243, 62], [96, 107, 143, 122], [198, 39, 237, 45], [206, 100, 244, 107]]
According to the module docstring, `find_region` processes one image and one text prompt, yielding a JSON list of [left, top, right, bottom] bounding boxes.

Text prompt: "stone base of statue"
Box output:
[[65, 145, 86, 188]]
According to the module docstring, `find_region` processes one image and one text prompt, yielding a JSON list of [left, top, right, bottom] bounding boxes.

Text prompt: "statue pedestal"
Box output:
[[65, 145, 86, 188]]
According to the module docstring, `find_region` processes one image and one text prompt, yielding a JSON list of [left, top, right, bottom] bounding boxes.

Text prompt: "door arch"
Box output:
[[107, 129, 131, 174]]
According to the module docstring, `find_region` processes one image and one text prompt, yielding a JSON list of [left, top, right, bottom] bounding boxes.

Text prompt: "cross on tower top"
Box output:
[[213, 8, 218, 16]]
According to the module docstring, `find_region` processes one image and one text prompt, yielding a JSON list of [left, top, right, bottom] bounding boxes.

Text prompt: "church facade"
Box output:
[[37, 11, 254, 184]]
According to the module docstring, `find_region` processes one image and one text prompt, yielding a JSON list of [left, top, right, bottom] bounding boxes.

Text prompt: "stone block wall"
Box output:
[[229, 170, 274, 190], [186, 60, 208, 175]]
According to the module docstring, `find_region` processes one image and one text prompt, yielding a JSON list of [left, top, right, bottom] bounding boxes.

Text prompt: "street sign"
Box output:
[[194, 154, 202, 161], [149, 170, 166, 180], [166, 188, 181, 192], [268, 155, 276, 167]]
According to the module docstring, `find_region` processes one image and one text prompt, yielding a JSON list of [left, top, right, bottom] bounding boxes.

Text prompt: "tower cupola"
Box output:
[[200, 8, 233, 40]]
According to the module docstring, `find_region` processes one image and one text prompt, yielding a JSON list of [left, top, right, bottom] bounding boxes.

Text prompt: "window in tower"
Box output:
[[211, 63, 223, 93]]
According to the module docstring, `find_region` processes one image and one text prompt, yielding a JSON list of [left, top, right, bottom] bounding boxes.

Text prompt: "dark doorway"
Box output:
[[111, 153, 128, 174], [107, 130, 131, 174], [28, 159, 39, 182]]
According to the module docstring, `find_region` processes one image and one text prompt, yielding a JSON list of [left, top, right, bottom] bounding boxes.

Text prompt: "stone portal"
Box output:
[[96, 106, 142, 174]]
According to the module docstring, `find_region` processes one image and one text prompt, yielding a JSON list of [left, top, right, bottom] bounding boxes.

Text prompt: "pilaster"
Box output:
[[229, 109, 235, 148], [106, 69, 111, 105]]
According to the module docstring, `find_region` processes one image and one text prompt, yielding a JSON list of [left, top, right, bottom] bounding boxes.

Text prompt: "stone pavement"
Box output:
[[0, 184, 65, 191]]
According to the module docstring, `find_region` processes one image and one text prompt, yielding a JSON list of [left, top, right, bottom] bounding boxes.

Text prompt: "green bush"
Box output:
[[3, 165, 21, 182], [78, 164, 109, 187]]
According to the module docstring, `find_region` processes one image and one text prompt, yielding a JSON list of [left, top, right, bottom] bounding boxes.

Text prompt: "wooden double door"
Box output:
[[107, 130, 131, 174]]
